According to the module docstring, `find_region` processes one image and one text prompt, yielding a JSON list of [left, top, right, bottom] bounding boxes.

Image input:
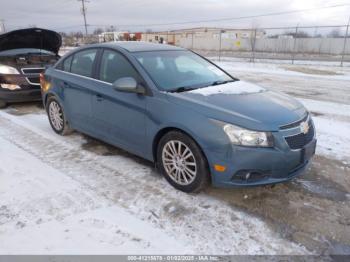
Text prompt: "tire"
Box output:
[[0, 100, 7, 109], [157, 131, 210, 193], [46, 97, 73, 135]]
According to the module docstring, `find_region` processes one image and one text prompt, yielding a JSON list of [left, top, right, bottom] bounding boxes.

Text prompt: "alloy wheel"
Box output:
[[49, 101, 64, 131], [162, 140, 197, 186]]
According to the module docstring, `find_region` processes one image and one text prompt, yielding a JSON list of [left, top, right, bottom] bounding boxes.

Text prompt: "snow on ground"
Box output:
[[296, 99, 350, 163], [0, 136, 188, 254], [0, 110, 306, 255], [215, 59, 350, 81], [1, 57, 350, 255]]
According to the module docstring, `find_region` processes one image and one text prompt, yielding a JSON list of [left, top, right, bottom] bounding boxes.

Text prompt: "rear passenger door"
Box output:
[[62, 48, 99, 132], [91, 49, 147, 156]]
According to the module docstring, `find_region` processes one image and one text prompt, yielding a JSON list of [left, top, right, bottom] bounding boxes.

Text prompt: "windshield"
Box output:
[[134, 50, 233, 91], [0, 48, 55, 56]]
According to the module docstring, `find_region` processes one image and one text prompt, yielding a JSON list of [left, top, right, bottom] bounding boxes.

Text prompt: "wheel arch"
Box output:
[[152, 126, 210, 170], [43, 92, 55, 108]]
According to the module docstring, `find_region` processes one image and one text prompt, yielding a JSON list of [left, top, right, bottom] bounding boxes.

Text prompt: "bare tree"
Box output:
[[105, 25, 116, 32], [327, 29, 342, 38], [93, 28, 104, 35], [284, 30, 311, 38]]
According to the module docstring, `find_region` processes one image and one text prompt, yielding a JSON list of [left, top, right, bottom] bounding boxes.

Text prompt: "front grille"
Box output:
[[280, 114, 308, 130], [285, 121, 314, 149], [27, 77, 40, 84], [21, 68, 45, 74], [21, 68, 44, 86]]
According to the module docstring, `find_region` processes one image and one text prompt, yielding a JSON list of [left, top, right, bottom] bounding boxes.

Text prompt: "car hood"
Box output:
[[166, 81, 307, 131], [0, 28, 62, 54]]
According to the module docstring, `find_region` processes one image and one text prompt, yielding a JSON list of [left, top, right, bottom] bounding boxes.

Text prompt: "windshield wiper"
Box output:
[[169, 80, 235, 93], [210, 80, 235, 86], [169, 86, 197, 93]]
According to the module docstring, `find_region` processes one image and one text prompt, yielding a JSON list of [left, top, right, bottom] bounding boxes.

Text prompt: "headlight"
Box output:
[[222, 123, 273, 147], [0, 64, 20, 74], [1, 84, 21, 90]]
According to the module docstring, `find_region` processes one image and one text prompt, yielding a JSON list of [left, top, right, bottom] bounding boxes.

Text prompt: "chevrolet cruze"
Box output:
[[41, 42, 316, 192]]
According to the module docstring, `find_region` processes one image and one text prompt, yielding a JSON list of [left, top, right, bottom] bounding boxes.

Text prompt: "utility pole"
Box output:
[[0, 19, 6, 33], [78, 0, 89, 36], [291, 24, 299, 64], [340, 15, 350, 67]]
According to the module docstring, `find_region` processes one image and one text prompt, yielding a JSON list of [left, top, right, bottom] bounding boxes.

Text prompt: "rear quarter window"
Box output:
[[63, 56, 73, 72], [70, 49, 98, 77]]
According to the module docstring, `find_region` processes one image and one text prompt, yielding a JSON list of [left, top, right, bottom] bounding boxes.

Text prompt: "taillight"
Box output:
[[40, 73, 51, 92], [39, 73, 45, 88]]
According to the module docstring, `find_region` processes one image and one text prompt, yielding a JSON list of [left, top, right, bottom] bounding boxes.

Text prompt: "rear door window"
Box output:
[[71, 49, 98, 77]]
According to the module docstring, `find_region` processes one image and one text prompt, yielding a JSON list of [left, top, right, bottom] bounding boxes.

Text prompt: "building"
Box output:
[[141, 27, 266, 45], [141, 31, 175, 44], [98, 32, 142, 43]]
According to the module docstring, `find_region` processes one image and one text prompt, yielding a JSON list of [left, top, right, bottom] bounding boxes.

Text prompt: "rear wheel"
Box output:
[[46, 97, 72, 135], [0, 100, 7, 109], [157, 131, 209, 193]]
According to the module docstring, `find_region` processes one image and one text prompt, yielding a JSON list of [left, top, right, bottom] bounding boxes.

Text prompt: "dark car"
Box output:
[[41, 42, 316, 193], [0, 28, 61, 108]]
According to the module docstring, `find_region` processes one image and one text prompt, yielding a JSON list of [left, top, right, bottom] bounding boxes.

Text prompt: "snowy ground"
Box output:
[[0, 59, 350, 255]]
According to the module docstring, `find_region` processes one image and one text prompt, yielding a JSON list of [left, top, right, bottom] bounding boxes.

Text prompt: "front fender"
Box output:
[[145, 93, 232, 163]]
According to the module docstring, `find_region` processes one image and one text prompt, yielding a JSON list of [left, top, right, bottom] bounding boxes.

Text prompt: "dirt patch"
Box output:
[[282, 66, 343, 76], [4, 102, 43, 116], [310, 111, 324, 117], [81, 135, 153, 166], [206, 155, 350, 254]]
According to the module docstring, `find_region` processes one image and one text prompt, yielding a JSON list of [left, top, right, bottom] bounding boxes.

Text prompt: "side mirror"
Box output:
[[112, 77, 145, 94]]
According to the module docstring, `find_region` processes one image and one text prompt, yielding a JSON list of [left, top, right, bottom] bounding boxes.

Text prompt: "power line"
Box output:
[[111, 3, 350, 28], [52, 2, 350, 32], [77, 0, 89, 35]]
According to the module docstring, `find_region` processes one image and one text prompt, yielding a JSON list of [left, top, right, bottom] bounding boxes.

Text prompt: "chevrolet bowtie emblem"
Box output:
[[300, 121, 310, 134]]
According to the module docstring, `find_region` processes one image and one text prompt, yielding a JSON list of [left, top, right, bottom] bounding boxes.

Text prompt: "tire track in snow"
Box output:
[[0, 114, 306, 254]]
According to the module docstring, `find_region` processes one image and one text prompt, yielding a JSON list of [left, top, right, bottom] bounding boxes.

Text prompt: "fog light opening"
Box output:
[[233, 170, 268, 182]]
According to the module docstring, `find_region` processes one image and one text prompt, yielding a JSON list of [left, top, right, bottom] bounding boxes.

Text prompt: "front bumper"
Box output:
[[0, 74, 42, 103], [0, 88, 42, 103], [205, 119, 316, 187]]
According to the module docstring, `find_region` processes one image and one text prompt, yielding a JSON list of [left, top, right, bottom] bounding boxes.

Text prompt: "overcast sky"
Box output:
[[0, 0, 349, 33]]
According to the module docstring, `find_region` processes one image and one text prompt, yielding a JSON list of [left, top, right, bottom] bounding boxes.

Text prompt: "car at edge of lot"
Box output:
[[40, 41, 316, 192], [0, 28, 61, 108]]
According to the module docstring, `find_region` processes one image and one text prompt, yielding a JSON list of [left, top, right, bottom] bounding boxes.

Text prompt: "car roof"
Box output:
[[93, 41, 185, 52]]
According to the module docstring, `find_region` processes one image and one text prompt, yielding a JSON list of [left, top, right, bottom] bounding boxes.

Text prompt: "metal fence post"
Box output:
[[341, 16, 350, 67], [191, 31, 194, 50], [251, 28, 257, 63], [219, 30, 222, 61], [291, 24, 299, 64]]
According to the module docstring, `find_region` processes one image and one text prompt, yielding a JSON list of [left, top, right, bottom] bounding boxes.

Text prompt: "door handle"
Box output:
[[62, 82, 70, 88], [96, 94, 104, 102]]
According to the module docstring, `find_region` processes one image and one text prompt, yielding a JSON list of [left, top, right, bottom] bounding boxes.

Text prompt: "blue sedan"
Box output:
[[40, 42, 316, 192]]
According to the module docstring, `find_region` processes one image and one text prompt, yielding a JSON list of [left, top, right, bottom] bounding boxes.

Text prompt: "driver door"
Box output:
[[91, 49, 147, 156]]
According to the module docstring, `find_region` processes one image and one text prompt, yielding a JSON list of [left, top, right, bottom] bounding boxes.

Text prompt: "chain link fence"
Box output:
[[141, 25, 350, 66]]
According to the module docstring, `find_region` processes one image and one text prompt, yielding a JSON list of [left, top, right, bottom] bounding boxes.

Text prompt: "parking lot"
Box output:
[[0, 60, 349, 255]]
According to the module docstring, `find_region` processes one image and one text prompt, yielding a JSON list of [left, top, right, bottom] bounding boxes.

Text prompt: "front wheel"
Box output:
[[157, 131, 209, 193], [46, 97, 72, 135]]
